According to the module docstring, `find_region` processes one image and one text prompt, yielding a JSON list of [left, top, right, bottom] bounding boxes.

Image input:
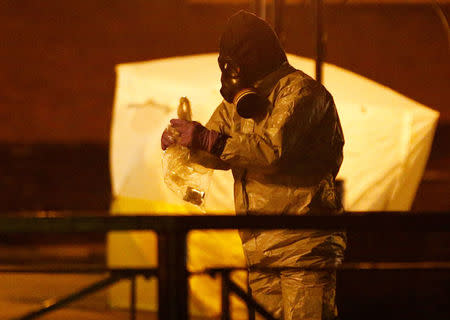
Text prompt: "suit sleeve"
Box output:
[[191, 102, 232, 170], [205, 101, 232, 134]]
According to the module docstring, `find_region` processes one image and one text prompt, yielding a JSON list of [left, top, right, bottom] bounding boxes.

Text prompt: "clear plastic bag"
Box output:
[[162, 97, 213, 210]]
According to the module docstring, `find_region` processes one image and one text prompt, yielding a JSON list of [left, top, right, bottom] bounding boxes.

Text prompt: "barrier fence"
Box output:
[[1, 212, 449, 320]]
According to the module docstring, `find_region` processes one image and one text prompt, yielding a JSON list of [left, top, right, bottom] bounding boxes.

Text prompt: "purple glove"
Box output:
[[161, 127, 178, 150], [169, 119, 228, 155]]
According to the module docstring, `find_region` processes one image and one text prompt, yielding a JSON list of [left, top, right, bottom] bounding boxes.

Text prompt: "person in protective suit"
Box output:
[[162, 10, 346, 320]]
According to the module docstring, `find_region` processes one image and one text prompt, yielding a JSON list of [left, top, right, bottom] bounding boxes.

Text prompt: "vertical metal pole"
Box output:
[[158, 230, 188, 320], [253, 0, 266, 20], [273, 0, 285, 38], [247, 271, 255, 320], [130, 275, 136, 320], [312, 0, 324, 83], [221, 270, 231, 320]]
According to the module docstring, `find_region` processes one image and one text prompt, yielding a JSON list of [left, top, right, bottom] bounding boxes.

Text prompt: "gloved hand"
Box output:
[[168, 119, 228, 155], [161, 127, 178, 151]]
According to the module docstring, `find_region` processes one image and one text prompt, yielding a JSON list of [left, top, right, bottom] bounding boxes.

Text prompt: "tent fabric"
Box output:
[[108, 53, 438, 317]]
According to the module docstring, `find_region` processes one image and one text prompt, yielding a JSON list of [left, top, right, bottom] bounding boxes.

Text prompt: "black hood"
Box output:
[[219, 10, 287, 84]]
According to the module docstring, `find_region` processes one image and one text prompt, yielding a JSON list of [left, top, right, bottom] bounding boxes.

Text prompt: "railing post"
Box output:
[[130, 275, 136, 320], [248, 272, 255, 320], [221, 270, 231, 320], [158, 229, 188, 320]]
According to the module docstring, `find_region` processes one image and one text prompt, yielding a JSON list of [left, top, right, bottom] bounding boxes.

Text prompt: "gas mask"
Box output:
[[218, 56, 267, 119]]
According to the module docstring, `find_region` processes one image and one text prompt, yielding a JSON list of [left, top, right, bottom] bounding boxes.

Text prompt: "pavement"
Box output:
[[0, 242, 169, 320], [0, 271, 159, 320]]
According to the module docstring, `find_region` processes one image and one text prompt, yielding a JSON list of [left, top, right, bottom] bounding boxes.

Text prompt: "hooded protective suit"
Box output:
[[166, 10, 346, 320], [205, 64, 346, 318], [209, 11, 346, 320]]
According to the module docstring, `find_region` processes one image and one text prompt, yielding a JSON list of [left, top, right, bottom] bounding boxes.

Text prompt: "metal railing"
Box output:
[[0, 266, 156, 320], [1, 212, 449, 320]]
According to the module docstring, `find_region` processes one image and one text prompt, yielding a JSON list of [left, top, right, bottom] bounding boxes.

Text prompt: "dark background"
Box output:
[[0, 1, 449, 319], [0, 1, 449, 142], [0, 0, 448, 211]]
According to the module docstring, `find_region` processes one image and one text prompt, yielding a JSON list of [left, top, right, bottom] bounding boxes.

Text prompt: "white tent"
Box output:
[[108, 53, 438, 317]]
